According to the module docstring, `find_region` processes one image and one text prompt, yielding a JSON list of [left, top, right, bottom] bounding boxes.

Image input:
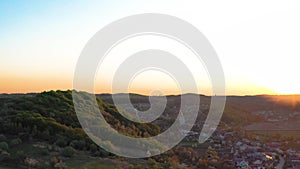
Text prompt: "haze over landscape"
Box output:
[[2, 1, 300, 169]]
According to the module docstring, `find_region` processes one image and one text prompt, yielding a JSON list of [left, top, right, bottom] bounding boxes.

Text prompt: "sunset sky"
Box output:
[[1, 0, 300, 95]]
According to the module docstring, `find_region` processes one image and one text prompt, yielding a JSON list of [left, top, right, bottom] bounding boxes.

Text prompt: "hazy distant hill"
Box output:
[[98, 93, 300, 127], [226, 95, 300, 112], [98, 93, 263, 127]]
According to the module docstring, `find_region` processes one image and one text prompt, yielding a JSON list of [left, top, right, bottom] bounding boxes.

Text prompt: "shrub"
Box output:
[[39, 148, 49, 156], [136, 164, 143, 169], [0, 134, 6, 141], [55, 138, 67, 147], [50, 156, 58, 167], [41, 130, 50, 140], [70, 140, 85, 150], [10, 138, 22, 147], [0, 151, 10, 162], [11, 151, 26, 162], [89, 144, 98, 153], [0, 141, 9, 151], [61, 146, 75, 157]]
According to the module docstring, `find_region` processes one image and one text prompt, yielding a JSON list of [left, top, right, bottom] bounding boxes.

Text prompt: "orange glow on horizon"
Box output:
[[0, 74, 72, 94], [0, 75, 283, 96], [0, 73, 293, 96], [263, 95, 300, 108]]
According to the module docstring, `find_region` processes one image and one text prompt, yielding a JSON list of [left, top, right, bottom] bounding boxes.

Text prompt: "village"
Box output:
[[179, 124, 300, 169]]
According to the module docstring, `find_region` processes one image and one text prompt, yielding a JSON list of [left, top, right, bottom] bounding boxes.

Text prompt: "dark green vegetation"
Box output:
[[1, 91, 300, 168], [0, 90, 160, 168], [98, 93, 265, 127]]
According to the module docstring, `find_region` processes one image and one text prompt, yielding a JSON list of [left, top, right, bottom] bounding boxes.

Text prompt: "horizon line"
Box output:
[[1, 89, 300, 97]]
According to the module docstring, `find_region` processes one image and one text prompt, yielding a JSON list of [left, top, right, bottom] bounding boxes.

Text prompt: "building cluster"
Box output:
[[182, 129, 287, 169]]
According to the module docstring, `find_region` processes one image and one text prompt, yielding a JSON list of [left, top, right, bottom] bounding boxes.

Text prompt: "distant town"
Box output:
[[1, 91, 300, 168]]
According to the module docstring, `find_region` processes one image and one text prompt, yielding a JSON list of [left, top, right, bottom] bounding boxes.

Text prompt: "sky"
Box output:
[[1, 0, 300, 95]]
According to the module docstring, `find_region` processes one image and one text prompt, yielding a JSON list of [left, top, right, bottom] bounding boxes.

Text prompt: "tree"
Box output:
[[0, 134, 6, 142], [55, 138, 67, 147], [39, 148, 49, 156], [148, 158, 159, 169], [70, 140, 85, 150], [136, 164, 143, 169], [50, 156, 59, 167], [10, 138, 22, 147], [61, 146, 75, 157], [170, 156, 179, 169], [11, 151, 26, 163], [89, 144, 98, 153], [199, 159, 208, 169], [0, 141, 9, 151], [41, 130, 50, 140]]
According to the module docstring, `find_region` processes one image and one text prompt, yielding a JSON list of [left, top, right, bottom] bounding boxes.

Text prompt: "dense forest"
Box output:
[[0, 90, 160, 168], [1, 90, 298, 168]]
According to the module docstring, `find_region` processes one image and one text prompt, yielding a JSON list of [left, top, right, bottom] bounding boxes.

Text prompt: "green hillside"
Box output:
[[0, 90, 160, 168]]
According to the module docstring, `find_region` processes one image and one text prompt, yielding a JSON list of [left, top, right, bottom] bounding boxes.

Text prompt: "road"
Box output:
[[275, 156, 285, 169]]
